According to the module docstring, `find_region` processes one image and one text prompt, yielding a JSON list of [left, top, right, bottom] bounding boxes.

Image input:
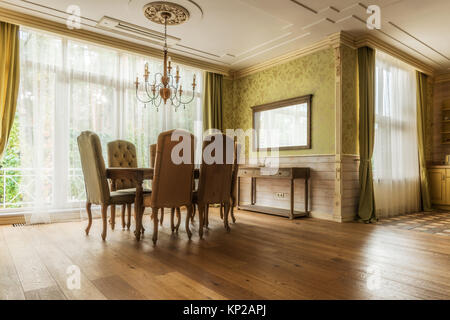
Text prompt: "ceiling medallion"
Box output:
[[143, 1, 190, 25]]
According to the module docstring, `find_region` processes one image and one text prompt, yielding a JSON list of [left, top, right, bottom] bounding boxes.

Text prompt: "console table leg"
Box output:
[[305, 178, 309, 215], [290, 179, 294, 219]]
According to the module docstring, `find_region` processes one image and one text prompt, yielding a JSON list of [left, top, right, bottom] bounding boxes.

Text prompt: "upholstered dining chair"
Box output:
[[150, 143, 165, 226], [107, 140, 137, 230], [208, 140, 241, 227], [229, 141, 241, 223], [143, 130, 195, 244], [77, 131, 136, 240], [194, 133, 234, 239]]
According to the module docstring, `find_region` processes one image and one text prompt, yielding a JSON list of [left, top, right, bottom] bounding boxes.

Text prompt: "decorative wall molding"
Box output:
[[333, 44, 344, 222]]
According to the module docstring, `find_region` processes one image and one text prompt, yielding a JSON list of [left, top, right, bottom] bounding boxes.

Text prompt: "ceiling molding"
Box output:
[[233, 35, 334, 79], [0, 7, 232, 76], [0, 6, 439, 79], [435, 73, 450, 84], [355, 33, 435, 76]]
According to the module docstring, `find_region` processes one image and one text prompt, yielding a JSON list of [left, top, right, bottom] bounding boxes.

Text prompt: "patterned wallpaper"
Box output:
[[341, 45, 358, 155], [223, 48, 336, 156]]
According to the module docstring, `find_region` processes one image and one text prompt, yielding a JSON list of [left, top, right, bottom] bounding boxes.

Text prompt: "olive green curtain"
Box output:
[[0, 22, 20, 159], [357, 46, 376, 222], [416, 71, 432, 211], [203, 72, 223, 131]]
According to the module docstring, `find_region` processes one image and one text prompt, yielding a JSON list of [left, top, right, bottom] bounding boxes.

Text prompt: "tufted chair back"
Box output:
[[77, 131, 110, 205], [197, 134, 234, 205], [107, 140, 138, 190], [148, 129, 195, 208]]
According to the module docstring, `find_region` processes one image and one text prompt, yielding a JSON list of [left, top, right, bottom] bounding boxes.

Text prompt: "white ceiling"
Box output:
[[1, 0, 449, 73]]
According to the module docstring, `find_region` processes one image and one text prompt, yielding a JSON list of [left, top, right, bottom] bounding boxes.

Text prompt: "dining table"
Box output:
[[106, 167, 200, 241]]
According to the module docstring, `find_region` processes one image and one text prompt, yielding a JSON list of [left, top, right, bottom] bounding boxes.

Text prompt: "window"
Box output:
[[0, 28, 203, 213], [373, 51, 420, 217]]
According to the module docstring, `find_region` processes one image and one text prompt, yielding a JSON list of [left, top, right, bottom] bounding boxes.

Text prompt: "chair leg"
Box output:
[[198, 204, 205, 239], [170, 208, 176, 232], [126, 203, 132, 230], [152, 207, 159, 244], [191, 204, 196, 223], [220, 204, 224, 219], [141, 206, 145, 233], [101, 204, 108, 240], [160, 208, 164, 226], [175, 207, 181, 232], [121, 204, 126, 229], [205, 205, 209, 228], [135, 205, 145, 234], [186, 205, 193, 239], [223, 202, 231, 232], [85, 202, 92, 235], [230, 197, 236, 223], [110, 205, 116, 230]]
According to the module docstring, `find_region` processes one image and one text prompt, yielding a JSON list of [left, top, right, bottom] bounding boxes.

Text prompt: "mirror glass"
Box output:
[[252, 95, 311, 151]]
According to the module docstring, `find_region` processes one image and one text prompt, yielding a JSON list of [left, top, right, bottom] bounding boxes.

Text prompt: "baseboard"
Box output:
[[309, 210, 335, 222], [0, 214, 25, 225]]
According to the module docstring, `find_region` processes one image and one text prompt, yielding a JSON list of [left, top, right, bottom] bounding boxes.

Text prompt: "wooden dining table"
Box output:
[[106, 167, 200, 241]]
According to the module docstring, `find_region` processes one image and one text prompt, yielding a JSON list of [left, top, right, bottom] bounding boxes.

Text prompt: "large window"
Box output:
[[0, 28, 203, 213], [373, 51, 420, 218]]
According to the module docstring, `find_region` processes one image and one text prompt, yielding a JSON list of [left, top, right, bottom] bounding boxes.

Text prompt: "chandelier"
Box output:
[[135, 2, 196, 111]]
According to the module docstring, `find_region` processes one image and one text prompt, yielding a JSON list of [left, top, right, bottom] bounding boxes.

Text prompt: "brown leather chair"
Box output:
[[194, 133, 234, 239], [77, 131, 136, 240], [107, 140, 137, 230], [143, 130, 195, 244]]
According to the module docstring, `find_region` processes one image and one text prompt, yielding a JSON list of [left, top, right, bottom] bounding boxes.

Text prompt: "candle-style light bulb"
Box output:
[[135, 76, 139, 89]]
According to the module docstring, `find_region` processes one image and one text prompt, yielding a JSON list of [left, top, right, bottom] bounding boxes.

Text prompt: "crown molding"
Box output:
[[0, 7, 231, 76], [233, 31, 437, 79], [435, 73, 450, 83], [354, 33, 435, 76], [233, 32, 346, 80], [0, 6, 439, 79]]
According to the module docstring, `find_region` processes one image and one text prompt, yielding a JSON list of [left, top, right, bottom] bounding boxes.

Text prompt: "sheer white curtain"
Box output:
[[14, 28, 203, 223], [373, 51, 420, 218]]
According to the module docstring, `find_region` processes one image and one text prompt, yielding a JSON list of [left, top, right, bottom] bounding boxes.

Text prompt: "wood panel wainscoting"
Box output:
[[237, 154, 360, 222], [341, 155, 360, 222]]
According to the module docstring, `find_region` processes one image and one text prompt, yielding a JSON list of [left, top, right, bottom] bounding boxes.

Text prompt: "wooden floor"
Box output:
[[1, 208, 449, 300]]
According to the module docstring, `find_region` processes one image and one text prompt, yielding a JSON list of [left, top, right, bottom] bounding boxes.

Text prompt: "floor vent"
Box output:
[[12, 223, 25, 227]]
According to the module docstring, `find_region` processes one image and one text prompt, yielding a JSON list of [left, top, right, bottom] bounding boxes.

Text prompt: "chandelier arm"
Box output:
[[172, 89, 196, 105], [135, 87, 154, 104], [144, 81, 157, 99]]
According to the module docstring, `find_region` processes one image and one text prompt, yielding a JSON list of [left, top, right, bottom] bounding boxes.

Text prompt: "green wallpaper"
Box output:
[[341, 46, 358, 155], [223, 48, 336, 156]]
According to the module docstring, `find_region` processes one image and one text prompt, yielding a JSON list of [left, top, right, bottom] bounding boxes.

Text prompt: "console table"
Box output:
[[237, 166, 310, 219]]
